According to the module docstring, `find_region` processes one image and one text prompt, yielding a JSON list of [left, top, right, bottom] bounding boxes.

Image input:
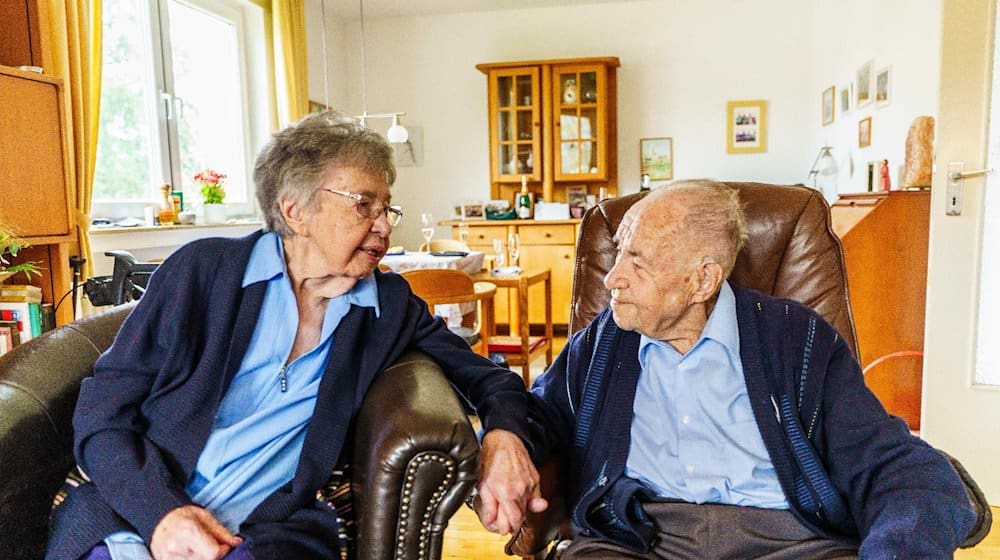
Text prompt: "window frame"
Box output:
[[92, 0, 269, 219]]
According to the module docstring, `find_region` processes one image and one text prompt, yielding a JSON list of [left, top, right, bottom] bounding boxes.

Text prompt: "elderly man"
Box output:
[[521, 181, 975, 558]]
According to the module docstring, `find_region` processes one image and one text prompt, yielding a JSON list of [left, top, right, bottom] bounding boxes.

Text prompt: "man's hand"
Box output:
[[149, 505, 243, 560], [475, 429, 548, 535]]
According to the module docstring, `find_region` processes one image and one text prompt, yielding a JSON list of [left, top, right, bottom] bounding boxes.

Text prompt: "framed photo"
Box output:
[[726, 100, 767, 154], [875, 66, 891, 107], [460, 201, 485, 220], [639, 137, 674, 180], [856, 60, 874, 107], [840, 83, 852, 114], [859, 116, 872, 148], [822, 86, 835, 126]]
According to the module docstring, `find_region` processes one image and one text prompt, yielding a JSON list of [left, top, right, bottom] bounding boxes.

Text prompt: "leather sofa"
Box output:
[[506, 182, 991, 556], [0, 304, 479, 559]]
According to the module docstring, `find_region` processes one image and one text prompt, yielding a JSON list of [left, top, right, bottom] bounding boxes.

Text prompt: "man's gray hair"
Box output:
[[656, 180, 748, 276], [253, 110, 397, 236]]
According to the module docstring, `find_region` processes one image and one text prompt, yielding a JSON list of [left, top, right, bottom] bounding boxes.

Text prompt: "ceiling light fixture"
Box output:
[[353, 0, 408, 144]]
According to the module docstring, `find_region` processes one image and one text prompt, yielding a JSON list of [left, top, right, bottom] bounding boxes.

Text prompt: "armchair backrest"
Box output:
[[571, 182, 859, 356]]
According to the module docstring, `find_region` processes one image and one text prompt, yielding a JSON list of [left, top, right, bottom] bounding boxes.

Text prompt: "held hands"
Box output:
[[150, 505, 243, 560], [475, 429, 548, 535]]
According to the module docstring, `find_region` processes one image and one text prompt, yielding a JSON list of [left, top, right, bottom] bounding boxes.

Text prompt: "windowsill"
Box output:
[[88, 219, 262, 235]]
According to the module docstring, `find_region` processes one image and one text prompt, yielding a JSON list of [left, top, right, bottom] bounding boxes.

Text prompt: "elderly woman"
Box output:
[[47, 111, 542, 560]]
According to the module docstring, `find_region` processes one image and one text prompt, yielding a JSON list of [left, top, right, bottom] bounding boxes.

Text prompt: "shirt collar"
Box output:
[[638, 280, 739, 359], [242, 232, 381, 317]]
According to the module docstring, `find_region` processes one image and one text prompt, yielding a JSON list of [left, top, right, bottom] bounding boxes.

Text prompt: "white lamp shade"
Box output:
[[387, 115, 408, 143]]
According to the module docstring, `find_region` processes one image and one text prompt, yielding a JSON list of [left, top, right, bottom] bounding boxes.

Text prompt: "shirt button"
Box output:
[[686, 464, 694, 473], [682, 415, 691, 424]]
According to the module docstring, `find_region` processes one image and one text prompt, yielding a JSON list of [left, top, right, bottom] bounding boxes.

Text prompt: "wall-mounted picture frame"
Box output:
[[393, 126, 423, 167], [856, 60, 874, 107], [859, 116, 872, 148], [822, 86, 835, 126], [461, 201, 485, 220], [639, 137, 674, 180], [875, 66, 892, 107], [726, 99, 767, 154], [840, 83, 852, 114]]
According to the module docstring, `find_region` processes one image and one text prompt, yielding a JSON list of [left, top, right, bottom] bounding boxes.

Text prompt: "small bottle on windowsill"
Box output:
[[158, 183, 177, 225]]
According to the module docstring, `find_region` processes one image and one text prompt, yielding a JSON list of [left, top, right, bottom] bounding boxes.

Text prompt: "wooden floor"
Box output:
[[443, 505, 1000, 559]]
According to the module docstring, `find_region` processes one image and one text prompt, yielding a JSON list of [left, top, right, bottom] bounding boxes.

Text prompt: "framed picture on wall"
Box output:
[[822, 86, 835, 126], [840, 83, 852, 114], [859, 116, 872, 148], [726, 99, 768, 154], [639, 137, 674, 180], [875, 66, 892, 107], [856, 60, 874, 107]]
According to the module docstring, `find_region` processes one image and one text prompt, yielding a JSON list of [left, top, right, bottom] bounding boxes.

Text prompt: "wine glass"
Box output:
[[457, 223, 470, 250], [492, 238, 506, 269], [507, 232, 520, 269], [420, 213, 435, 248]]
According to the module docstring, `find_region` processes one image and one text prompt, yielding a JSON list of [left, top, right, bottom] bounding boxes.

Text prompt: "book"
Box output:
[[0, 302, 38, 341], [0, 320, 19, 348], [0, 284, 42, 303]]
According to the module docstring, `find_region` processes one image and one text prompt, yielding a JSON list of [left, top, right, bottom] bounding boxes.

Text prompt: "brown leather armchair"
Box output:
[[506, 182, 991, 556], [0, 304, 479, 559]]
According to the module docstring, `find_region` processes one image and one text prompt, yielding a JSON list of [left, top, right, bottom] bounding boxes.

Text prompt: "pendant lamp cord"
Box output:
[[359, 0, 368, 116], [320, 0, 329, 109]]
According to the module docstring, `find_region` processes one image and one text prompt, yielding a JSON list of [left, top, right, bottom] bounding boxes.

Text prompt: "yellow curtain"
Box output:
[[45, 0, 102, 281], [272, 0, 309, 127]]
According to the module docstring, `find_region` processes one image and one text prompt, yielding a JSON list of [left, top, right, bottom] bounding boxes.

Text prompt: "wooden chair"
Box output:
[[418, 239, 468, 252], [401, 269, 497, 357]]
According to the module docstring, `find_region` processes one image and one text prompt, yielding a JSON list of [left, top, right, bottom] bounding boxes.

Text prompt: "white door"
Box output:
[[922, 0, 1000, 502]]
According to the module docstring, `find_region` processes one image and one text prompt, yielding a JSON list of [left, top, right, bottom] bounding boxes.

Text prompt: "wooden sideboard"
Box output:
[[443, 219, 579, 329], [830, 190, 930, 430]]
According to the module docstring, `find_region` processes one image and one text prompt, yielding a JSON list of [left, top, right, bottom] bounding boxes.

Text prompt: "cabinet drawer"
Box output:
[[518, 224, 575, 245], [465, 225, 510, 245]]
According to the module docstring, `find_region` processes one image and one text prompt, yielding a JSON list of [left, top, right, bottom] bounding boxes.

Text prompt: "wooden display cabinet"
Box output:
[[477, 57, 619, 207], [443, 219, 579, 328], [0, 65, 76, 326]]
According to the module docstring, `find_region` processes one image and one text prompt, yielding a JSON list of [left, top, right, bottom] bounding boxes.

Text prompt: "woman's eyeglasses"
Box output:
[[323, 188, 403, 227]]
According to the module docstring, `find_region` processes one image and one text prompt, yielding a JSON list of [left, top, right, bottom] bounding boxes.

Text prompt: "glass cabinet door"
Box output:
[[490, 67, 541, 182], [553, 65, 606, 180]]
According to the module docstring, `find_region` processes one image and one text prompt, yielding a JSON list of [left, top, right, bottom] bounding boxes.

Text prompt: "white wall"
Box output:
[[306, 0, 941, 248], [807, 0, 942, 199]]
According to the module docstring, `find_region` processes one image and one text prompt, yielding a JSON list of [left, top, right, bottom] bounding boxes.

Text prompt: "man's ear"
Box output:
[[692, 257, 724, 304], [279, 196, 307, 236]]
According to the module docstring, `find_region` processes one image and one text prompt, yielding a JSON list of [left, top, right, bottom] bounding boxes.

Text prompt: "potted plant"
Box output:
[[0, 221, 40, 283], [194, 168, 227, 223]]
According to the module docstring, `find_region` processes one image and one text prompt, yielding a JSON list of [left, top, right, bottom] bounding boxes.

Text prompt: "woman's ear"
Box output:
[[279, 196, 307, 236]]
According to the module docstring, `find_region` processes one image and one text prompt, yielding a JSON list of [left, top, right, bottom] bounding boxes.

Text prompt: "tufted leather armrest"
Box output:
[[353, 351, 480, 559], [0, 308, 479, 560]]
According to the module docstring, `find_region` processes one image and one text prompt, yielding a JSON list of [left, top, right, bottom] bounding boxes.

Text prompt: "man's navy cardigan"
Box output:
[[526, 284, 975, 558], [47, 231, 529, 560]]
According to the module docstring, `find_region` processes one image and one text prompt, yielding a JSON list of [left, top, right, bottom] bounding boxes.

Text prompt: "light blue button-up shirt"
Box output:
[[106, 232, 380, 559], [624, 281, 788, 509]]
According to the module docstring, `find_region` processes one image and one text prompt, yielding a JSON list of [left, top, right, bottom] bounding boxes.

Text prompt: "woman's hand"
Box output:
[[475, 429, 548, 535], [150, 505, 243, 560]]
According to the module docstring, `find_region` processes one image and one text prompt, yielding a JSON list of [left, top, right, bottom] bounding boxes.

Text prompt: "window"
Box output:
[[93, 0, 269, 218]]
